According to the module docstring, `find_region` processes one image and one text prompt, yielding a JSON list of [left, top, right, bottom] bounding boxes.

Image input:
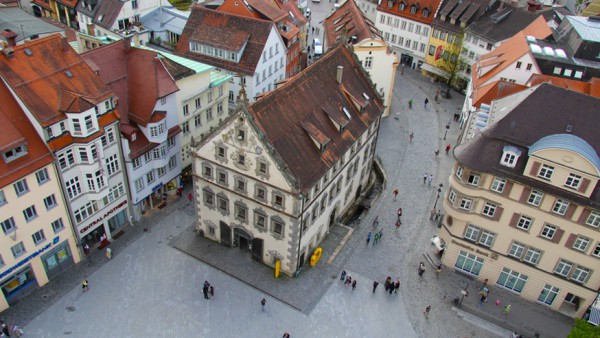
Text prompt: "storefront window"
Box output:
[[42, 242, 73, 279], [454, 250, 483, 276], [108, 209, 127, 235], [1, 266, 36, 305]]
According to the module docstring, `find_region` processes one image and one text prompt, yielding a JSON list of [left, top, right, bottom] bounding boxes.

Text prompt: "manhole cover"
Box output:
[[41, 294, 49, 301], [66, 306, 76, 312]]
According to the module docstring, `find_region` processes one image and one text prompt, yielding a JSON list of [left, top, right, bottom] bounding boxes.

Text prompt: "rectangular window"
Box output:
[[105, 154, 120, 175], [11, 242, 26, 258], [516, 61, 522, 69], [554, 259, 572, 277], [586, 211, 600, 228], [133, 158, 141, 169], [168, 156, 177, 170], [482, 203, 496, 217], [235, 204, 247, 221], [459, 198, 472, 211], [32, 229, 45, 245], [146, 171, 155, 184], [0, 190, 5, 206], [183, 104, 189, 116], [36, 168, 50, 185], [51, 218, 65, 233], [23, 205, 37, 222], [573, 236, 590, 252], [1, 217, 16, 234], [274, 194, 284, 207], [541, 224, 557, 240], [448, 190, 457, 204], [538, 284, 559, 305], [13, 179, 29, 196], [552, 199, 569, 215], [182, 122, 190, 134], [524, 248, 541, 265], [255, 213, 266, 228], [467, 174, 480, 186], [66, 177, 82, 200], [364, 56, 373, 69], [43, 194, 57, 210], [273, 220, 284, 235], [217, 197, 228, 212], [565, 173, 582, 189], [528, 190, 543, 206], [455, 166, 463, 179], [490, 177, 506, 193], [218, 171, 227, 185], [454, 250, 483, 275], [538, 164, 554, 179], [526, 63, 532, 71], [571, 266, 590, 283], [464, 224, 480, 241], [479, 230, 495, 247], [508, 241, 525, 258], [593, 243, 600, 257], [517, 215, 532, 231], [135, 177, 144, 192], [497, 268, 528, 293]]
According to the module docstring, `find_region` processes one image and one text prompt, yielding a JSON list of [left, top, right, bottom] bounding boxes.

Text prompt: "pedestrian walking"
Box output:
[[396, 220, 401, 228], [209, 286, 214, 298], [203, 285, 209, 299], [82, 279, 89, 292], [261, 298, 267, 311], [436, 265, 442, 278], [389, 283, 394, 294], [384, 277, 392, 291], [434, 150, 440, 158], [345, 275, 352, 285], [1, 320, 9, 337], [423, 172, 428, 184], [372, 280, 379, 293], [418, 262, 426, 276], [445, 144, 451, 154], [424, 98, 429, 109], [424, 305, 431, 319], [394, 279, 400, 293], [373, 232, 379, 246], [397, 208, 402, 223], [393, 188, 399, 200], [352, 280, 357, 291], [479, 290, 488, 304], [340, 270, 347, 281], [408, 99, 413, 109], [496, 299, 501, 308], [428, 174, 433, 186], [503, 304, 511, 315], [105, 247, 112, 259], [282, 332, 291, 338], [366, 232, 372, 245], [379, 228, 383, 239], [395, 112, 400, 120], [373, 216, 379, 226], [409, 132, 414, 142]]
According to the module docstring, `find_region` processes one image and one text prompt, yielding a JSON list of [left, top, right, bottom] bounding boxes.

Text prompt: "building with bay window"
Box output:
[[0, 77, 81, 312], [191, 44, 384, 277], [439, 83, 600, 318], [0, 34, 131, 248]]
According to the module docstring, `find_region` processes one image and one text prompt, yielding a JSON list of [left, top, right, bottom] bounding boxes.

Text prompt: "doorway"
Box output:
[[234, 228, 252, 251]]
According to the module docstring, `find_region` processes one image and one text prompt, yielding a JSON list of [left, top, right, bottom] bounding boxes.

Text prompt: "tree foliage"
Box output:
[[568, 318, 600, 338]]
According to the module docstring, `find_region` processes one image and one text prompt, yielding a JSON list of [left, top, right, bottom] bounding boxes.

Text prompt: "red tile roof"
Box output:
[[0, 80, 55, 189], [246, 0, 287, 21], [472, 80, 528, 108], [377, 0, 442, 25], [176, 6, 275, 76], [324, 0, 381, 48], [54, 0, 78, 9], [246, 45, 384, 193], [82, 40, 179, 127], [527, 74, 600, 98], [0, 34, 114, 127]]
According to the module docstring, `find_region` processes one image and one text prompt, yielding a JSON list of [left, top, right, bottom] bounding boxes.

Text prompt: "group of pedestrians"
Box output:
[[366, 228, 384, 246], [340, 271, 400, 296], [423, 173, 433, 186], [202, 280, 215, 300], [0, 320, 23, 337]]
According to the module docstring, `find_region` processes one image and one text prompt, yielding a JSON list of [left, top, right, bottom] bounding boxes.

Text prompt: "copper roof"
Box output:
[[246, 45, 384, 193], [82, 40, 179, 127], [0, 34, 114, 127], [455, 84, 600, 207], [176, 6, 275, 76], [324, 0, 381, 47], [0, 81, 55, 189]]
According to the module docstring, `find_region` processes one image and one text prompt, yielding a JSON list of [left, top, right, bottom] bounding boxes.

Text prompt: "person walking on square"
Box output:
[[366, 232, 372, 245], [352, 280, 357, 291], [203, 284, 209, 299], [409, 132, 414, 142], [373, 216, 379, 226], [82, 279, 89, 292], [424, 305, 431, 319], [408, 99, 413, 109], [424, 98, 429, 109], [445, 144, 452, 154], [384, 277, 392, 291], [282, 332, 291, 338], [373, 232, 379, 246], [503, 304, 511, 315], [434, 149, 440, 158], [340, 270, 347, 281], [428, 174, 433, 186], [423, 172, 428, 184], [379, 228, 384, 239], [393, 188, 399, 201], [397, 208, 402, 224], [345, 275, 352, 285], [1, 320, 10, 337], [418, 262, 426, 276], [389, 283, 394, 294], [372, 280, 379, 293], [209, 286, 214, 298], [394, 279, 400, 293], [261, 298, 267, 311], [496, 299, 501, 308]]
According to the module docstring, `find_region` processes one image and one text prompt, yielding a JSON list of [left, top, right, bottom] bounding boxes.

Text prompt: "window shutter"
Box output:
[[519, 187, 531, 203], [462, 169, 471, 183], [509, 213, 519, 227], [578, 209, 591, 225], [502, 181, 513, 197], [564, 233, 577, 248], [578, 178, 590, 193], [529, 161, 540, 176], [552, 228, 565, 243], [565, 204, 576, 219], [493, 206, 503, 221]]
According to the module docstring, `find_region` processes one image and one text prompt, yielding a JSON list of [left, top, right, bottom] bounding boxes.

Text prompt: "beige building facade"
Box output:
[[439, 84, 600, 318]]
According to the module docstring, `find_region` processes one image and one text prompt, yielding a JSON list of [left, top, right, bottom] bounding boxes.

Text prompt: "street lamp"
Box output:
[[433, 183, 444, 210]]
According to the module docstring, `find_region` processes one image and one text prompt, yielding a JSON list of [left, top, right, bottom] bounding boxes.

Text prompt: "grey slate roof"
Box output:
[[0, 7, 63, 42], [140, 6, 190, 36], [466, 3, 542, 43], [567, 15, 600, 42]]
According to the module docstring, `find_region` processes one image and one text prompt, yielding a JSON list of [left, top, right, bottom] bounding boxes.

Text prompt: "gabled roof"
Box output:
[[527, 74, 600, 97], [93, 0, 124, 29], [82, 39, 179, 127], [324, 0, 381, 46], [566, 15, 600, 42], [275, 0, 308, 26], [140, 6, 191, 36], [377, 0, 442, 25], [246, 0, 287, 21], [54, 0, 78, 9], [245, 45, 384, 193], [433, 0, 490, 32], [176, 6, 275, 76], [472, 80, 529, 108], [0, 8, 64, 42], [0, 80, 55, 189], [455, 84, 600, 207], [0, 34, 113, 127], [466, 4, 547, 43]]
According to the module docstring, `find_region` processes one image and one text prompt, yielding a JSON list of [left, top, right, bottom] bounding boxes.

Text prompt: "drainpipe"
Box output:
[[295, 193, 305, 274]]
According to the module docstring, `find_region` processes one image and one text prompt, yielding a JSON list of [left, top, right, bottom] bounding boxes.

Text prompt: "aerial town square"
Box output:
[[0, 0, 599, 336]]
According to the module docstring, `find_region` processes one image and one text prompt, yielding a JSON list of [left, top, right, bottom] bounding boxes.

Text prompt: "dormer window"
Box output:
[[150, 122, 165, 138], [410, 6, 417, 14], [3, 145, 27, 163], [399, 3, 405, 10], [500, 146, 521, 168], [237, 129, 245, 141], [422, 9, 429, 17]]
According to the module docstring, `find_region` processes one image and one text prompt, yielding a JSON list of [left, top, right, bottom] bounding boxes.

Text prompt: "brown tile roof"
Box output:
[[82, 40, 179, 127], [433, 0, 491, 31], [0, 81, 55, 189], [93, 0, 124, 28], [54, 0, 78, 9], [466, 4, 547, 44], [324, 0, 381, 47], [0, 34, 114, 127], [127, 125, 181, 160], [471, 80, 528, 108], [377, 0, 442, 25], [455, 83, 600, 207], [527, 74, 600, 98], [31, 0, 53, 11], [275, 0, 307, 26], [176, 6, 275, 76], [247, 0, 287, 21], [46, 110, 120, 151], [520, 15, 552, 40], [246, 45, 384, 193]]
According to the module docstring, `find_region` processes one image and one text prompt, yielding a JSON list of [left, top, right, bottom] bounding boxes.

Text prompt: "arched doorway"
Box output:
[[32, 5, 42, 17], [234, 227, 252, 252]]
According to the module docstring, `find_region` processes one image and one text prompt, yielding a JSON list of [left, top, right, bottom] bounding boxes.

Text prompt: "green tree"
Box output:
[[436, 33, 464, 97], [568, 318, 600, 338]]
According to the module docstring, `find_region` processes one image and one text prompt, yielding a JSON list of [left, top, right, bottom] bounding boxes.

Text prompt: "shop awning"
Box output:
[[421, 63, 451, 79]]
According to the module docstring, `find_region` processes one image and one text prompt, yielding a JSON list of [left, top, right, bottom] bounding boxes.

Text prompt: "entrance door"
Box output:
[[355, 185, 362, 200], [219, 221, 231, 247], [252, 238, 263, 261], [298, 252, 306, 268]]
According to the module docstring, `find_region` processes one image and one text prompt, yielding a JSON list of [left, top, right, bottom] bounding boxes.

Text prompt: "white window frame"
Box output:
[[554, 259, 572, 277], [571, 266, 590, 283], [573, 236, 590, 252], [479, 230, 495, 247], [490, 177, 506, 193], [552, 199, 569, 215], [586, 211, 600, 228], [482, 202, 496, 217], [464, 224, 480, 241], [540, 224, 557, 240], [565, 173, 582, 189], [528, 190, 543, 206], [517, 215, 532, 231], [538, 164, 554, 179], [467, 174, 480, 186], [459, 198, 472, 211]]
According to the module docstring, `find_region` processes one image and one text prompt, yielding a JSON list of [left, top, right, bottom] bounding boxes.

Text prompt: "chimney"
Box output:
[[61, 37, 70, 52], [133, 31, 140, 48], [336, 66, 343, 84], [1, 29, 18, 47]]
